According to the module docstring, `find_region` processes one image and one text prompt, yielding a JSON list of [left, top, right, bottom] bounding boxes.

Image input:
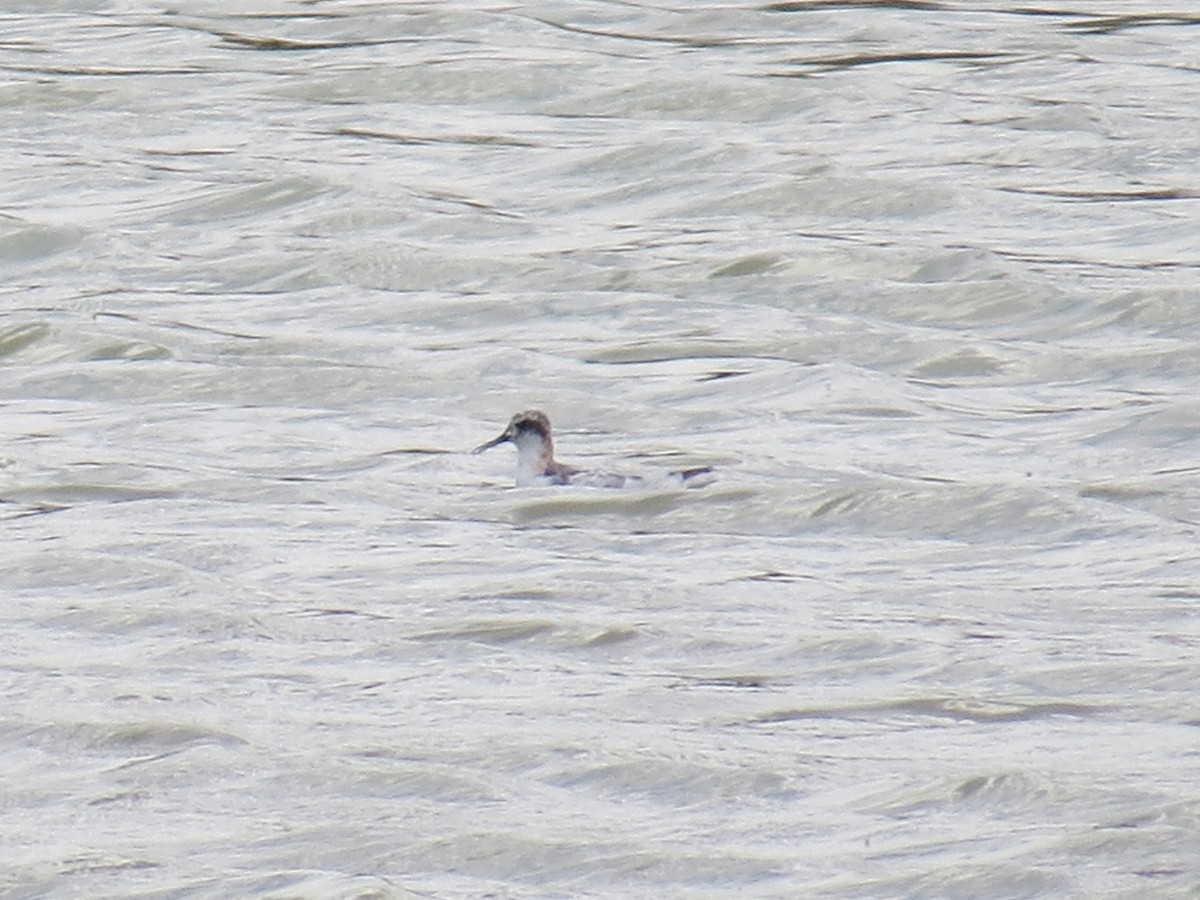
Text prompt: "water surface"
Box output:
[[2, 1, 1199, 896]]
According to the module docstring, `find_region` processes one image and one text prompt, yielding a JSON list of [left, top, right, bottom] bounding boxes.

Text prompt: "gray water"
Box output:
[[3, 1, 1200, 897]]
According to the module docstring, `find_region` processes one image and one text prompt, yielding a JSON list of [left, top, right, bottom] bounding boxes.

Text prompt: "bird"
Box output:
[[473, 409, 715, 489]]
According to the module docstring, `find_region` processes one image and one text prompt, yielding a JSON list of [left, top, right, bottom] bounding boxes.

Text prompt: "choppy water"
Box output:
[[3, 1, 1200, 897]]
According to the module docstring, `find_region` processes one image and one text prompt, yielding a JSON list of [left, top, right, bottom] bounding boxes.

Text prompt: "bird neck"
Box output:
[[513, 430, 554, 485]]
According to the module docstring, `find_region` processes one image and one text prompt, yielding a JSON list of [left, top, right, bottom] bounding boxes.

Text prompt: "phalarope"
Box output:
[[473, 409, 715, 489]]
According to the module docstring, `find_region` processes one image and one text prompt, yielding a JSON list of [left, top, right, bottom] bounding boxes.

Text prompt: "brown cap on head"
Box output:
[[473, 409, 553, 454], [509, 410, 551, 438]]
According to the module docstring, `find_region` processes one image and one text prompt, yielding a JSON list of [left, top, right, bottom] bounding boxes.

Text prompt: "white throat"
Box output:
[[512, 430, 552, 486]]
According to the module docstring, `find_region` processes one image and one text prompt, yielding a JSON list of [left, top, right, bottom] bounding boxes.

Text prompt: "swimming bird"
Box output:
[[473, 409, 715, 489]]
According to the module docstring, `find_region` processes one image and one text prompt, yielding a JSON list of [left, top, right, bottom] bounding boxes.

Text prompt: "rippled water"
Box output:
[[3, 1, 1200, 897]]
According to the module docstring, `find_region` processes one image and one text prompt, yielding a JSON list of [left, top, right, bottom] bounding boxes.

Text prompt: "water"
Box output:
[[2, 1, 1199, 896]]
